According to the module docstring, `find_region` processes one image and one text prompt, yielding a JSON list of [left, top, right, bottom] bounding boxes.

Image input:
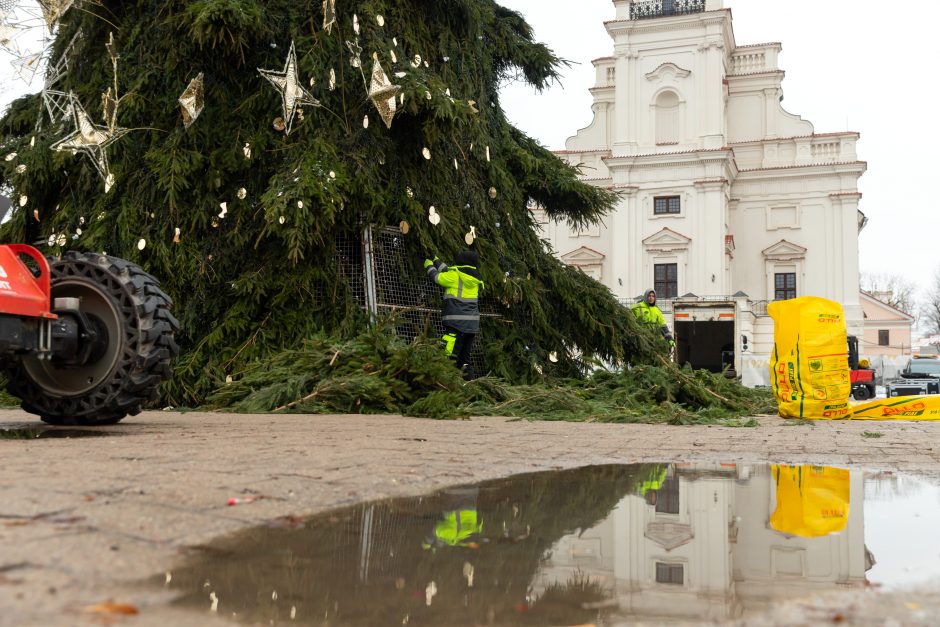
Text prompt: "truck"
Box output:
[[0, 245, 178, 425], [885, 354, 940, 398]]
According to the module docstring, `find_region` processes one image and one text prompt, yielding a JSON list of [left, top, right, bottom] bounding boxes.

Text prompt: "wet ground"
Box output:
[[163, 464, 940, 626], [1, 409, 939, 626], [0, 423, 115, 440]]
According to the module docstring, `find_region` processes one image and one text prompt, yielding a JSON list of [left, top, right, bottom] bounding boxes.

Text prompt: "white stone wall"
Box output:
[[542, 3, 866, 364]]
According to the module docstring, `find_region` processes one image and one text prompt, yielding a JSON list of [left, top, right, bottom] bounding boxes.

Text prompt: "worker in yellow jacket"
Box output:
[[424, 250, 484, 378], [632, 288, 675, 347]]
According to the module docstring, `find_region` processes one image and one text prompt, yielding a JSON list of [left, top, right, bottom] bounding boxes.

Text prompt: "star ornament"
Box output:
[[0, 21, 24, 53], [322, 0, 336, 35], [51, 94, 128, 189], [258, 41, 320, 135], [11, 51, 43, 85], [178, 72, 204, 129], [368, 59, 401, 129]]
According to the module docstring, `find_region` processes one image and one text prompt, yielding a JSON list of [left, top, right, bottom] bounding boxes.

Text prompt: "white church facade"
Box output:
[[539, 0, 867, 384]]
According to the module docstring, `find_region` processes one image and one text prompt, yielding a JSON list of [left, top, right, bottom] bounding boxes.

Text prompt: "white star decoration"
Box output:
[[50, 93, 128, 189], [368, 59, 400, 129], [258, 41, 320, 135], [0, 20, 23, 53]]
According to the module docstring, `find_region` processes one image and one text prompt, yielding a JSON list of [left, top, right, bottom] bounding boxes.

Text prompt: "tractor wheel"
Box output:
[[852, 384, 872, 401], [5, 252, 179, 425]]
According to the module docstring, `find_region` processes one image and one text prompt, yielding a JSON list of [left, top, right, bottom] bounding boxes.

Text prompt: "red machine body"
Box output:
[[0, 245, 56, 320], [850, 368, 875, 385]]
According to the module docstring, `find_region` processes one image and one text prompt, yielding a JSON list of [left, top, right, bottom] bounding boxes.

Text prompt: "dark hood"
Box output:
[[455, 250, 478, 267]]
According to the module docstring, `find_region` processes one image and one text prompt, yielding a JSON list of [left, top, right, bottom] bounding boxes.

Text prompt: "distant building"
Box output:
[[913, 335, 940, 355], [860, 291, 914, 357], [539, 0, 867, 385]]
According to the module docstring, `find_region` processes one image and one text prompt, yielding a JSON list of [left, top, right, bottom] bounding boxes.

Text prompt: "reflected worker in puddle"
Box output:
[[421, 487, 483, 551]]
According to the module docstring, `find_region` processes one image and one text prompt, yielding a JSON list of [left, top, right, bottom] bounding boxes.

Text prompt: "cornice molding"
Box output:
[[561, 246, 606, 264], [645, 62, 692, 81], [762, 239, 807, 261], [643, 227, 693, 251]]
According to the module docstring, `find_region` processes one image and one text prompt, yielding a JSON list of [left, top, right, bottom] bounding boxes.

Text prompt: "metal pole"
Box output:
[[362, 224, 379, 319]]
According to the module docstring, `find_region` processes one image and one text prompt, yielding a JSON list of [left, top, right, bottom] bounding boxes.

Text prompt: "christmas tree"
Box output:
[[0, 0, 668, 407]]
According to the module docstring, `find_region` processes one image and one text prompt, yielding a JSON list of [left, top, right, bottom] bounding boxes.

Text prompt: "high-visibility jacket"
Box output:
[[632, 298, 673, 342], [638, 466, 669, 495], [425, 509, 483, 548], [425, 259, 484, 333]]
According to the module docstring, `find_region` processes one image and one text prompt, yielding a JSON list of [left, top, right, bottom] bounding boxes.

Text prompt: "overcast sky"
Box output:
[[2, 0, 938, 301]]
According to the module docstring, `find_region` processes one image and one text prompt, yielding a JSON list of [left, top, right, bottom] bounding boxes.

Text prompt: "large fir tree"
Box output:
[[0, 0, 664, 406]]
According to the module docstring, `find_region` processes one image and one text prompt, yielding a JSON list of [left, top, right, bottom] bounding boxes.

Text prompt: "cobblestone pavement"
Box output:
[[1, 409, 939, 626]]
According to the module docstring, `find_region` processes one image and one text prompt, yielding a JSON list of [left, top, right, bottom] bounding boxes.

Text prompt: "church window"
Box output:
[[655, 91, 680, 145]]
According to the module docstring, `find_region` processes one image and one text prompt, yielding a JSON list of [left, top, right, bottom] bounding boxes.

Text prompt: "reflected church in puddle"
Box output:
[[165, 463, 925, 626], [530, 464, 871, 623]]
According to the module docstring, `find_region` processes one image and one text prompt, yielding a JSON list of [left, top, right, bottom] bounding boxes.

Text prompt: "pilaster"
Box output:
[[614, 48, 640, 154]]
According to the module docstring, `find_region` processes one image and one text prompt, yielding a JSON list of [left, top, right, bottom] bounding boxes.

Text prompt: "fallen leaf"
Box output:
[[83, 602, 139, 615]]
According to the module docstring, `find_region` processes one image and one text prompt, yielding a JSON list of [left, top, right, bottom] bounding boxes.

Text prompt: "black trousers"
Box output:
[[448, 328, 477, 379]]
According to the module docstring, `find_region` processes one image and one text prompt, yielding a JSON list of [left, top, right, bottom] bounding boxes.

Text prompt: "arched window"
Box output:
[[655, 91, 680, 145]]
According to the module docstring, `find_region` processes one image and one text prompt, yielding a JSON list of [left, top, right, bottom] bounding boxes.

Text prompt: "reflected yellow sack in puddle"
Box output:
[[770, 465, 849, 538], [769, 297, 851, 419]]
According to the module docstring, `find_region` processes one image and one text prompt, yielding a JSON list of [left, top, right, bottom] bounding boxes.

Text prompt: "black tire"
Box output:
[[5, 252, 179, 425], [852, 384, 871, 401]]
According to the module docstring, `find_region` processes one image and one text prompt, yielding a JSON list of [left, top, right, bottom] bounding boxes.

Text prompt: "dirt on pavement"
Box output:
[[1, 409, 939, 626]]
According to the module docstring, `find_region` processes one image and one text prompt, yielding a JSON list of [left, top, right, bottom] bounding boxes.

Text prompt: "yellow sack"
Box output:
[[770, 465, 850, 538], [768, 297, 851, 419], [850, 395, 940, 420]]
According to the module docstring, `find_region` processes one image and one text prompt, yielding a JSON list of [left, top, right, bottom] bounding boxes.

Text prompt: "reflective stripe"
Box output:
[[457, 276, 463, 298], [443, 295, 478, 303], [443, 315, 480, 321], [442, 333, 457, 355]]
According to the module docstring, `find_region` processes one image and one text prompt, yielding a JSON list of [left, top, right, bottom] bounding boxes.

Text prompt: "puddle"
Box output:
[[161, 464, 940, 625], [0, 425, 116, 439]]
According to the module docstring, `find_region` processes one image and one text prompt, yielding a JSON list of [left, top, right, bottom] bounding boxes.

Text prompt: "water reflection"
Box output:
[[0, 425, 114, 439], [163, 464, 939, 625]]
